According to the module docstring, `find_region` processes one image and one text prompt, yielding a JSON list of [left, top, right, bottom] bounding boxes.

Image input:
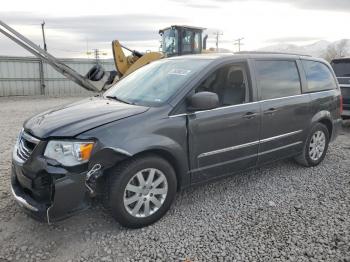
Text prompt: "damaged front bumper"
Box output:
[[11, 129, 130, 224], [11, 159, 90, 224]]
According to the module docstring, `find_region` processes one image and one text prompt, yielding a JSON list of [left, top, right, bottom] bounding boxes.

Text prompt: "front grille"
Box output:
[[17, 132, 39, 162]]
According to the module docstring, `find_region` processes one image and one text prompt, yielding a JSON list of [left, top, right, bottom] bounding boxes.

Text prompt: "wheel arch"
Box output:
[[310, 110, 333, 138], [132, 148, 189, 191], [318, 118, 333, 138], [95, 146, 190, 192]]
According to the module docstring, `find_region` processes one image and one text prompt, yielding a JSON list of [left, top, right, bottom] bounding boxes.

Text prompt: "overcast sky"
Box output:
[[0, 0, 349, 58]]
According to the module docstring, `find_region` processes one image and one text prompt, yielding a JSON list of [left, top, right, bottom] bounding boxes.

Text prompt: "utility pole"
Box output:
[[213, 31, 223, 52], [41, 21, 47, 51], [86, 49, 108, 64], [234, 38, 244, 52], [86, 37, 89, 58], [93, 49, 100, 63]]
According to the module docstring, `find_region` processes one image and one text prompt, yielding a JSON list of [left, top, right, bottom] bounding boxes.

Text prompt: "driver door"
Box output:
[[188, 63, 261, 183]]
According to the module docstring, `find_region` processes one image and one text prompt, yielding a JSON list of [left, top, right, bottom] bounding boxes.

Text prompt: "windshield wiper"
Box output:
[[105, 95, 133, 105]]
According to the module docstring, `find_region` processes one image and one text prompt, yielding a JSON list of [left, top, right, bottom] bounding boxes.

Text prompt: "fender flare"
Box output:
[[311, 110, 331, 124], [310, 110, 333, 137]]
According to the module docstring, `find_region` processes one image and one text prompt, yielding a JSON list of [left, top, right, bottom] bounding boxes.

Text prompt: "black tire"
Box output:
[[294, 123, 330, 167], [107, 155, 177, 228], [86, 64, 105, 81]]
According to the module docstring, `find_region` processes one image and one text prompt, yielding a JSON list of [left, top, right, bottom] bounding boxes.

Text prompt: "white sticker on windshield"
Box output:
[[168, 69, 191, 76]]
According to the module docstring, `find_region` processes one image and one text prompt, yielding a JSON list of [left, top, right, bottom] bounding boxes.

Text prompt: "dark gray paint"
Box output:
[[24, 97, 149, 138], [188, 102, 260, 183], [11, 53, 342, 222]]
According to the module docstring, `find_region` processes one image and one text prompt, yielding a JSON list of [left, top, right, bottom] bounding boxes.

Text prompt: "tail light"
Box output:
[[340, 95, 343, 115]]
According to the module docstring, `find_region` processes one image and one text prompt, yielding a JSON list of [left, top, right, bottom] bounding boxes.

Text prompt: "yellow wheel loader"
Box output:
[[88, 25, 209, 86], [0, 21, 209, 92], [112, 25, 207, 77]]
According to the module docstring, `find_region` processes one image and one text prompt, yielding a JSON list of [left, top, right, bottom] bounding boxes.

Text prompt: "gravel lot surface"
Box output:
[[0, 96, 350, 262]]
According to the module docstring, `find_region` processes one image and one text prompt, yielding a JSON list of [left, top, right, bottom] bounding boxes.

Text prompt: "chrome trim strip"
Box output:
[[339, 84, 350, 88], [198, 130, 303, 158], [11, 185, 39, 212], [12, 143, 24, 164], [262, 91, 337, 102], [260, 130, 302, 143], [198, 141, 259, 158], [169, 113, 188, 118], [195, 101, 260, 115], [194, 153, 256, 173], [169, 93, 316, 118], [168, 102, 260, 118], [169, 89, 339, 118], [259, 141, 303, 155], [259, 93, 308, 103], [22, 131, 40, 144]]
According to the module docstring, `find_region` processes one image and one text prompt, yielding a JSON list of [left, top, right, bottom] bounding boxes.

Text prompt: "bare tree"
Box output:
[[323, 39, 349, 62]]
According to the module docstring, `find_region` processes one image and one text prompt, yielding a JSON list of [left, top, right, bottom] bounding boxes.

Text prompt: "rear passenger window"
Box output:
[[255, 60, 301, 100], [302, 60, 336, 92]]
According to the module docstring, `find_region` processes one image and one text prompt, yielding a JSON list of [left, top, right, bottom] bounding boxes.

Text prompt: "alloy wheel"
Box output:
[[123, 168, 168, 218], [309, 130, 326, 161]]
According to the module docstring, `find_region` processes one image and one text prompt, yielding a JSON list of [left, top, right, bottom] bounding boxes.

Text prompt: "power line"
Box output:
[[213, 31, 223, 52], [50, 48, 83, 53], [234, 38, 244, 52]]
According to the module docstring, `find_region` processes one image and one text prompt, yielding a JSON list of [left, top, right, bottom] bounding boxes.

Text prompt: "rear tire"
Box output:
[[107, 155, 177, 228], [294, 123, 329, 167]]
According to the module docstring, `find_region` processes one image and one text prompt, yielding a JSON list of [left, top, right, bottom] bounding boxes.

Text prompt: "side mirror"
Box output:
[[188, 92, 219, 111]]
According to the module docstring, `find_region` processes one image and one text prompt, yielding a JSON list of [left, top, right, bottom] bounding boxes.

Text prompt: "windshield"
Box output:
[[104, 59, 211, 106], [162, 29, 178, 55], [332, 61, 350, 77]]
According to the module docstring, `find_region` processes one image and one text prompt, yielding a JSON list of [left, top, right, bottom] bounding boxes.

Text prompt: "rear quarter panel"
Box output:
[[308, 90, 342, 141], [299, 58, 342, 141]]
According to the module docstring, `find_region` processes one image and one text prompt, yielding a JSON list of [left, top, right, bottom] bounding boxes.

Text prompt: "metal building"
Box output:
[[0, 56, 115, 96]]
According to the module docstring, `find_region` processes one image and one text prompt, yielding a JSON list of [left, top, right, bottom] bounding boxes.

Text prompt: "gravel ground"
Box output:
[[0, 96, 350, 262]]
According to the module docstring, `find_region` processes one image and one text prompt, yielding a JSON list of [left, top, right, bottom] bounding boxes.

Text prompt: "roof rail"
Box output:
[[235, 51, 312, 57]]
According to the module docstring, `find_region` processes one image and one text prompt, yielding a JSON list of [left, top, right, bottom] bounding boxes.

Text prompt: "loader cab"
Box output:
[[159, 25, 207, 57]]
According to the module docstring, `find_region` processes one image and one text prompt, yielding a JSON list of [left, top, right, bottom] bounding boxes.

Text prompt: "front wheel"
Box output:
[[295, 123, 330, 167], [108, 155, 177, 228]]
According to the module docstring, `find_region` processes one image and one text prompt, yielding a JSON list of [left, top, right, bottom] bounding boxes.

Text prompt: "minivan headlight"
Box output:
[[44, 140, 94, 166]]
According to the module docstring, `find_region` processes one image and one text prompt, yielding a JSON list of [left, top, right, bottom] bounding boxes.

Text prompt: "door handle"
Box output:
[[264, 108, 278, 115], [243, 112, 258, 119]]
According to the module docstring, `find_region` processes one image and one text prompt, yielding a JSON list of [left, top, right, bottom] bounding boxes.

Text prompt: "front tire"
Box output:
[[295, 123, 330, 167], [108, 155, 177, 228]]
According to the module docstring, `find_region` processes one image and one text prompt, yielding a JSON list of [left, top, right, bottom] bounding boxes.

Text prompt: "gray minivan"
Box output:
[[11, 53, 342, 228]]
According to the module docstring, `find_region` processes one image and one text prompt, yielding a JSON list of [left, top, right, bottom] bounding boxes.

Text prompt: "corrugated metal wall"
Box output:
[[0, 56, 115, 96]]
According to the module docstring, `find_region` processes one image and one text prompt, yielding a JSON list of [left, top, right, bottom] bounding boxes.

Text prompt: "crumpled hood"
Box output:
[[24, 97, 149, 139]]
